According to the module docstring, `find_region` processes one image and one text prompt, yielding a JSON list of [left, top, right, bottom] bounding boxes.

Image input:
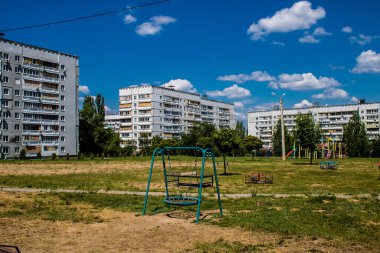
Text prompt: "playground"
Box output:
[[0, 155, 379, 252]]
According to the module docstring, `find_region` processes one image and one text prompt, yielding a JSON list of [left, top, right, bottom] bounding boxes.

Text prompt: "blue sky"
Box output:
[[1, 0, 380, 122]]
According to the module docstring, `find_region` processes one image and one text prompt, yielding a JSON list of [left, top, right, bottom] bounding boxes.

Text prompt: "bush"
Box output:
[[90, 153, 94, 160], [19, 149, 26, 160], [77, 152, 81, 160], [52, 153, 57, 160], [66, 153, 70, 160], [37, 152, 42, 159]]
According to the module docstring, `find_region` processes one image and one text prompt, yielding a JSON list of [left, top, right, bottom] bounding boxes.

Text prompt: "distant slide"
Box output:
[[285, 150, 294, 158], [325, 150, 332, 160]]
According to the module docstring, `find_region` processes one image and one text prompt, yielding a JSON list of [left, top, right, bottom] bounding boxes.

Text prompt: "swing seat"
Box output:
[[166, 173, 214, 188], [164, 196, 199, 206]]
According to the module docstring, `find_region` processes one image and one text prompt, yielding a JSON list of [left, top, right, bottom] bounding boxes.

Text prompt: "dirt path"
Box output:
[[0, 209, 367, 253]]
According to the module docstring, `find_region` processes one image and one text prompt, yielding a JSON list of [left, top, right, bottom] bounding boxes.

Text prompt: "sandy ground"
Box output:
[[0, 209, 369, 253]]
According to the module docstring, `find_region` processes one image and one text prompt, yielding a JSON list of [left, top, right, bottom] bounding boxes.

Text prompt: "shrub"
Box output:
[[66, 153, 70, 160], [52, 153, 57, 160], [37, 152, 42, 160], [19, 149, 26, 160]]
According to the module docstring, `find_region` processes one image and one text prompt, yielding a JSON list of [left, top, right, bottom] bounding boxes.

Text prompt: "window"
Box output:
[[15, 147, 20, 154], [3, 122, 8, 130], [2, 76, 9, 83], [15, 55, 20, 62], [60, 106, 65, 112], [3, 147, 9, 155], [60, 136, 65, 142], [61, 95, 65, 101], [60, 126, 65, 132], [3, 53, 9, 60], [2, 100, 9, 107], [3, 65, 11, 71], [15, 66, 22, 73], [60, 75, 65, 81], [61, 85, 65, 91], [61, 65, 65, 70], [15, 78, 20, 85], [61, 147, 65, 153], [15, 90, 20, 96], [61, 116, 65, 122], [15, 136, 20, 142], [3, 136, 8, 142], [3, 88, 9, 95], [14, 124, 20, 130], [15, 113, 20, 119], [15, 101, 20, 107]]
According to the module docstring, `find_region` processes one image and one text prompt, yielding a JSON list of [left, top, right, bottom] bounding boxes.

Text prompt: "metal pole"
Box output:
[[280, 95, 286, 160]]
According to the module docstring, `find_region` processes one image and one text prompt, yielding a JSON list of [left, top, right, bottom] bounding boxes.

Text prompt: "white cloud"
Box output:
[[104, 105, 111, 112], [293, 99, 313, 108], [249, 102, 279, 111], [269, 73, 340, 91], [350, 34, 380, 45], [271, 41, 285, 46], [350, 96, 359, 103], [312, 88, 348, 99], [247, 1, 326, 40], [299, 35, 319, 43], [329, 64, 345, 70], [352, 50, 380, 74], [234, 112, 247, 121], [217, 71, 275, 84], [161, 79, 197, 93], [342, 26, 352, 33], [206, 84, 251, 99], [313, 27, 332, 36], [124, 14, 137, 24], [136, 15, 176, 36], [234, 102, 244, 109], [79, 97, 84, 102], [79, 85, 90, 94]]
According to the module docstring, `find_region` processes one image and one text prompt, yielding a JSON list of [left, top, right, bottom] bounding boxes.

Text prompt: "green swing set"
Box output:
[[142, 147, 223, 223]]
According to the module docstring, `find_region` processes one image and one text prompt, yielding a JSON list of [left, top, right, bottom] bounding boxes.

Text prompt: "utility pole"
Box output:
[[272, 92, 286, 160]]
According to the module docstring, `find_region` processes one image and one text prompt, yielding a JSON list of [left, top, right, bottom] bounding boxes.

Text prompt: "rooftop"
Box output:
[[0, 38, 78, 59]]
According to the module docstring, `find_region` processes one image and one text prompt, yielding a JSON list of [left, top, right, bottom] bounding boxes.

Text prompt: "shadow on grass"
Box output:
[[219, 172, 242, 176]]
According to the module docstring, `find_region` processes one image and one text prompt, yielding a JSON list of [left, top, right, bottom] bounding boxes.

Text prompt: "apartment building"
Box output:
[[248, 102, 380, 147], [105, 85, 235, 148], [0, 38, 79, 158]]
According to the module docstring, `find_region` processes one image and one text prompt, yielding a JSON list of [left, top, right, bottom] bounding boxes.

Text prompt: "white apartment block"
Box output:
[[105, 85, 235, 148], [0, 38, 79, 158], [248, 102, 380, 147]]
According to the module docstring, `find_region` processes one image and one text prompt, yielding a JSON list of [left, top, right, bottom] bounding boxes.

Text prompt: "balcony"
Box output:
[[22, 96, 40, 102], [23, 63, 43, 70], [44, 66, 60, 74], [23, 73, 41, 82], [42, 131, 60, 136], [41, 76, 59, 84], [23, 130, 41, 135], [40, 98, 60, 104], [40, 87, 60, 94], [23, 107, 60, 114]]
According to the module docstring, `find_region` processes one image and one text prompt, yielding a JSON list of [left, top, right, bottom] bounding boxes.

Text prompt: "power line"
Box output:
[[0, 0, 170, 33]]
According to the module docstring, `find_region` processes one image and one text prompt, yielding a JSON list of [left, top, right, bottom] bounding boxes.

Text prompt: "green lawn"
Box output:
[[1, 157, 379, 195]]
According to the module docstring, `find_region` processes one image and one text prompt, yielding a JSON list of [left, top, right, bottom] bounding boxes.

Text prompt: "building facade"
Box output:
[[105, 85, 235, 148], [248, 102, 380, 147], [0, 38, 79, 158]]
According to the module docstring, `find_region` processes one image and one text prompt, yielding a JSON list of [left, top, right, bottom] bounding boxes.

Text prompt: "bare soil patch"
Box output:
[[0, 209, 368, 253]]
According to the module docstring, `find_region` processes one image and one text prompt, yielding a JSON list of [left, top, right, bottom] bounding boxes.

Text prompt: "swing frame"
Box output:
[[142, 146, 223, 223]]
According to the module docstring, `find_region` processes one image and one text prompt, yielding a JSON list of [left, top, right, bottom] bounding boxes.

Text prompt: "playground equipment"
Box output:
[[142, 147, 223, 223], [245, 172, 273, 196], [320, 161, 338, 170]]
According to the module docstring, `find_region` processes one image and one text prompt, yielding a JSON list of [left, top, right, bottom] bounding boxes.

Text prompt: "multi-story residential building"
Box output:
[[248, 101, 380, 147], [0, 38, 79, 158], [105, 85, 235, 148]]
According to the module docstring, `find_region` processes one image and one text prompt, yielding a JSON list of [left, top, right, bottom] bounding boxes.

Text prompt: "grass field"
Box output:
[[1, 157, 379, 252]]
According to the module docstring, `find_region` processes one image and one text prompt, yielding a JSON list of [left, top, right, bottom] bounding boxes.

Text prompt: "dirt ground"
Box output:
[[0, 209, 368, 253]]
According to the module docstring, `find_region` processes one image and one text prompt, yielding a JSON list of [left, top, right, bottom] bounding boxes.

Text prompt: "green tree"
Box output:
[[272, 119, 294, 157], [370, 136, 380, 157], [213, 128, 240, 174], [293, 112, 322, 165], [343, 112, 370, 157], [121, 141, 137, 156], [151, 135, 163, 152], [196, 136, 215, 149], [139, 133, 151, 156], [235, 121, 246, 140], [159, 138, 179, 148], [103, 130, 122, 157], [243, 135, 263, 154]]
